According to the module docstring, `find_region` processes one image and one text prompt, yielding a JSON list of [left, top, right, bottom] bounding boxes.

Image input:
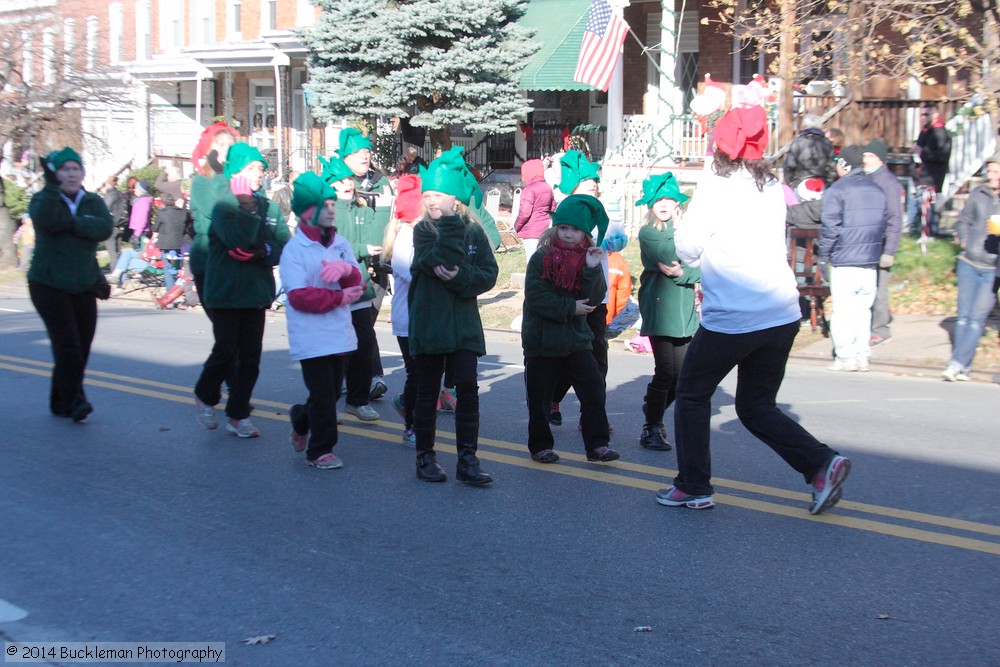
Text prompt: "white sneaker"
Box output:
[[942, 363, 962, 382], [856, 360, 870, 372], [195, 396, 217, 430], [226, 417, 260, 438], [344, 403, 380, 422], [828, 358, 857, 372]]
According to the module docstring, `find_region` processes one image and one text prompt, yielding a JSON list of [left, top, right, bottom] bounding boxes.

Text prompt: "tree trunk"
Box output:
[[777, 0, 797, 147], [429, 128, 451, 155], [0, 179, 18, 270]]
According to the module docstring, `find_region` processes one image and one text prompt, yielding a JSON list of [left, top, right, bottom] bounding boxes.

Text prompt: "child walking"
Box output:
[[193, 144, 290, 438], [409, 147, 498, 485], [320, 154, 384, 423], [281, 173, 365, 468], [522, 195, 620, 464], [381, 173, 424, 445], [635, 173, 700, 451]]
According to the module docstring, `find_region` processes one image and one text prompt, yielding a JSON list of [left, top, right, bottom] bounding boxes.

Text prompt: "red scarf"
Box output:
[[542, 239, 589, 293]]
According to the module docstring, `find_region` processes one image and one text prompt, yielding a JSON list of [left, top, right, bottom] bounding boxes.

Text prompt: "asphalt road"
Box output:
[[1, 293, 998, 666]]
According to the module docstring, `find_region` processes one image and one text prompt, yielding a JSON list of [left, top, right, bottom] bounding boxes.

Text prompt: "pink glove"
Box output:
[[228, 247, 255, 261], [319, 259, 352, 283], [230, 176, 253, 196], [341, 284, 365, 304]]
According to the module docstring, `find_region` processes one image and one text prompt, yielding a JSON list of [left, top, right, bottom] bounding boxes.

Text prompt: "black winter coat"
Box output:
[[783, 128, 834, 187]]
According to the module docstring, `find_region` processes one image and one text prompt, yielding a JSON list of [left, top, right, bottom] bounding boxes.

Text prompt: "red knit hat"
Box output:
[[393, 174, 423, 222], [713, 106, 769, 161], [191, 122, 238, 169]]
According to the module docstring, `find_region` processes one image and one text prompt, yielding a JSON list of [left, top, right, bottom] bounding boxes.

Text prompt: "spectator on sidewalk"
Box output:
[[127, 181, 153, 241], [942, 153, 1000, 381], [603, 231, 634, 328], [13, 214, 35, 270], [783, 114, 834, 188], [513, 158, 554, 266], [820, 145, 889, 372], [862, 140, 905, 348], [912, 106, 952, 236], [99, 176, 128, 269]]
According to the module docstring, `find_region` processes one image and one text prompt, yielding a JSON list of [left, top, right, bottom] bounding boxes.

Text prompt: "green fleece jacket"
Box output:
[[188, 173, 229, 276], [521, 245, 607, 357], [203, 192, 290, 309], [408, 214, 498, 356], [637, 223, 701, 338], [27, 184, 113, 294]]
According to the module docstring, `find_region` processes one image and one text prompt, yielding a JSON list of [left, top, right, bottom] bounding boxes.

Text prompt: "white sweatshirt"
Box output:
[[675, 166, 801, 334], [389, 223, 414, 338]]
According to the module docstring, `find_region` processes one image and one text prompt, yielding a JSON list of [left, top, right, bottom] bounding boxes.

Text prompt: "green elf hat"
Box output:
[[551, 194, 610, 245], [635, 172, 689, 207], [46, 147, 83, 171], [338, 127, 371, 157], [292, 172, 337, 225], [317, 155, 354, 184], [557, 150, 601, 195], [419, 146, 482, 207], [223, 143, 267, 179]]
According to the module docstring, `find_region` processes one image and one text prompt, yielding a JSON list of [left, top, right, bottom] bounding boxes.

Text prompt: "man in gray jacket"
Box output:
[[862, 140, 905, 347], [942, 154, 999, 381], [820, 145, 889, 372]]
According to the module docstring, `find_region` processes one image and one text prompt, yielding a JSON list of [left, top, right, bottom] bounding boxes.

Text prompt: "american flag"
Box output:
[[573, 0, 629, 92]]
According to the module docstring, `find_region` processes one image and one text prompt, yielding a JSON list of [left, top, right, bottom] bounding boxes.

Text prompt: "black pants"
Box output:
[[396, 336, 417, 429], [553, 304, 608, 404], [345, 306, 376, 407], [29, 282, 98, 415], [644, 335, 691, 426], [525, 349, 609, 456], [413, 350, 478, 455], [371, 304, 384, 377], [194, 308, 265, 420], [673, 322, 837, 496], [294, 354, 346, 461]]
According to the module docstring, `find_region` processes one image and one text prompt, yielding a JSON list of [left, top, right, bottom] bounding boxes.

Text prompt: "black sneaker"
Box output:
[[586, 446, 620, 463], [70, 400, 93, 423], [548, 402, 562, 426]]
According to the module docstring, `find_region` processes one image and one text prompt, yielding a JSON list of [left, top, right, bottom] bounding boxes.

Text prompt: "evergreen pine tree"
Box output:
[[300, 0, 539, 150]]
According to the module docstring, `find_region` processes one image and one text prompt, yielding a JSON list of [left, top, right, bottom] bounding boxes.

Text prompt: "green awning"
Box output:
[[517, 0, 595, 91]]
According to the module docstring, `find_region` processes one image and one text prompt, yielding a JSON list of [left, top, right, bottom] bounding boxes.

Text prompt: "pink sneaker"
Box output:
[[655, 486, 715, 509], [307, 452, 343, 469], [438, 387, 457, 412], [290, 429, 307, 452], [810, 455, 851, 515]]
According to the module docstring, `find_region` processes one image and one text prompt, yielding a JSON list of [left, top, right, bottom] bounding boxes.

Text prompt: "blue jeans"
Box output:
[[673, 321, 837, 496], [949, 260, 997, 371]]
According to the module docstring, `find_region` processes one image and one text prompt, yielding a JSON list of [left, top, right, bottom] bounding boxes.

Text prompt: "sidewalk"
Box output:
[[787, 313, 1000, 380]]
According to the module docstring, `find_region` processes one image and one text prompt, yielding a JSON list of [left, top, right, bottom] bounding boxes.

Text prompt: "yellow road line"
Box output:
[[2, 356, 999, 553]]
